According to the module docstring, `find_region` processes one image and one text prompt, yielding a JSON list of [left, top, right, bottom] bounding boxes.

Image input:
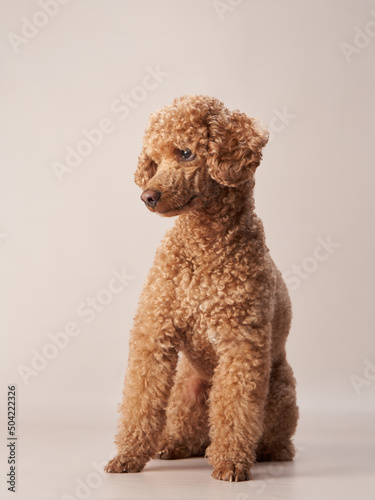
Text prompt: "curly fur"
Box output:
[[105, 95, 298, 482]]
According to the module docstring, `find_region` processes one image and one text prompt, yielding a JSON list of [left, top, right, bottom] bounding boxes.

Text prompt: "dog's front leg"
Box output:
[[106, 314, 178, 473], [206, 327, 271, 481]]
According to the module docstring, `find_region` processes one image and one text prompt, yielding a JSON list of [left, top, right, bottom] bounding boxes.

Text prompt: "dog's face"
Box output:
[[135, 95, 268, 217]]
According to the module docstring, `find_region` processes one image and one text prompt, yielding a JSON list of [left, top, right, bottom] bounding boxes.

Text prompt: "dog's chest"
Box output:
[[174, 264, 223, 346]]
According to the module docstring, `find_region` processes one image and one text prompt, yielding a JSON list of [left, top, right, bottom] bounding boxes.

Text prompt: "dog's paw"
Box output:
[[105, 454, 145, 474], [158, 442, 207, 460], [256, 440, 295, 462], [211, 462, 252, 482], [158, 446, 190, 460]]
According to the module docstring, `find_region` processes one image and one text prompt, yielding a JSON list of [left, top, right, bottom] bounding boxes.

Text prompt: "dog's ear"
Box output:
[[207, 110, 269, 187], [134, 148, 157, 189]]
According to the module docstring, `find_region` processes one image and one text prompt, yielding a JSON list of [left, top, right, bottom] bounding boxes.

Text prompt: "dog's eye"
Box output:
[[179, 149, 196, 161]]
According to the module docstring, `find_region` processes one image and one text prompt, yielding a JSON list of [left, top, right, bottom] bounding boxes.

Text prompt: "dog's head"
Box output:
[[135, 95, 268, 216]]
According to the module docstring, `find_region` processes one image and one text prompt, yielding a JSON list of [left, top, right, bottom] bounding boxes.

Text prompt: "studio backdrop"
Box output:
[[1, 0, 374, 438]]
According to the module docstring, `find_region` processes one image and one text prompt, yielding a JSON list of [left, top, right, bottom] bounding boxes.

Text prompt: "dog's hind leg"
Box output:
[[256, 355, 299, 462], [158, 355, 210, 459]]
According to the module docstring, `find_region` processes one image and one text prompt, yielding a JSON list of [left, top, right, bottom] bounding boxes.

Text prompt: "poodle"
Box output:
[[105, 95, 298, 481]]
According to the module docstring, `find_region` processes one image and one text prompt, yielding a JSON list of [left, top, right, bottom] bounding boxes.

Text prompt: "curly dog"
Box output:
[[105, 95, 298, 481]]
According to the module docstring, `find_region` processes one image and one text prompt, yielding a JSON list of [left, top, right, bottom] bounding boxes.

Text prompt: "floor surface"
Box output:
[[1, 411, 374, 500]]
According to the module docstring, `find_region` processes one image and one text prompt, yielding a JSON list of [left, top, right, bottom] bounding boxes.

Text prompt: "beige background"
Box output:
[[1, 0, 375, 439]]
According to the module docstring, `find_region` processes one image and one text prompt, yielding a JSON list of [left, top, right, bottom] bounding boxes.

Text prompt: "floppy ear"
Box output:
[[207, 110, 269, 187], [134, 148, 157, 189]]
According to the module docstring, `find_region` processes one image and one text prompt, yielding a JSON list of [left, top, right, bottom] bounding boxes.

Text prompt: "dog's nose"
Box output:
[[141, 189, 161, 208]]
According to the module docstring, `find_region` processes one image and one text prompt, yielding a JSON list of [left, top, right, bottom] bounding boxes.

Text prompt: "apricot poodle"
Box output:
[[105, 95, 298, 481]]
